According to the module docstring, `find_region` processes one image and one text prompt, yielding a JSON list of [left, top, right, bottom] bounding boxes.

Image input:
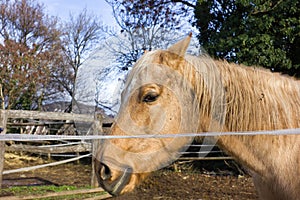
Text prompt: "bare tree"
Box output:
[[105, 0, 194, 68], [58, 8, 105, 112]]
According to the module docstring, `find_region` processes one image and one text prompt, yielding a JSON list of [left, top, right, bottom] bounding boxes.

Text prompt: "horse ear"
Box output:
[[167, 32, 192, 57]]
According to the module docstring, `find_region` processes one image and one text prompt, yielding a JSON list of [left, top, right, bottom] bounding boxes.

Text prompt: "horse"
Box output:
[[94, 34, 300, 200]]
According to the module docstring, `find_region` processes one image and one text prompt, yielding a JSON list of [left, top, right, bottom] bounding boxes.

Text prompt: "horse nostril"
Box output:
[[100, 163, 111, 181], [96, 161, 133, 196]]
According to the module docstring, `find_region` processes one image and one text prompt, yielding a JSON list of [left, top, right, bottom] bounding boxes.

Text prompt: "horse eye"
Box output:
[[142, 93, 159, 103]]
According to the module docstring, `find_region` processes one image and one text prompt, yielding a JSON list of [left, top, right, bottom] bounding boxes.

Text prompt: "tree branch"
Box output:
[[171, 0, 196, 8], [251, 0, 283, 15]]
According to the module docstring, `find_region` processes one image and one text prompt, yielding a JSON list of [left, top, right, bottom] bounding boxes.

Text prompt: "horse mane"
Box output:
[[126, 30, 300, 133], [185, 54, 300, 131], [217, 60, 300, 131], [130, 49, 300, 132]]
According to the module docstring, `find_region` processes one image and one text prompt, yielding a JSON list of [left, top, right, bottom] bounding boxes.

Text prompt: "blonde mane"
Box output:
[[217, 61, 300, 131], [141, 50, 300, 132]]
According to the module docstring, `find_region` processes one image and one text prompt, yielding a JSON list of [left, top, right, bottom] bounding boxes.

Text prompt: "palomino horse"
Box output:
[[95, 34, 300, 199]]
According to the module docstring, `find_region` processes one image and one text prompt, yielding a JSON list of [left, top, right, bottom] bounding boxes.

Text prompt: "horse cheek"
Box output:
[[128, 96, 151, 127]]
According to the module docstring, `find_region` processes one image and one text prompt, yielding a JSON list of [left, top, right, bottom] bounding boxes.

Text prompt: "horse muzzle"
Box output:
[[95, 160, 133, 196]]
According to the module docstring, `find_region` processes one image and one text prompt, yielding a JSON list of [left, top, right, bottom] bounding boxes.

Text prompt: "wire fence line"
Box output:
[[1, 128, 300, 141], [1, 109, 299, 188], [3, 153, 92, 175]]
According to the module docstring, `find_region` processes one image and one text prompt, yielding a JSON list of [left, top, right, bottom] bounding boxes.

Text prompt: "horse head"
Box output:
[[94, 34, 225, 195]]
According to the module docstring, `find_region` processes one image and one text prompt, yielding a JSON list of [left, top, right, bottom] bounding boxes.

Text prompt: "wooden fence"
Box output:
[[0, 109, 233, 190], [0, 109, 102, 188]]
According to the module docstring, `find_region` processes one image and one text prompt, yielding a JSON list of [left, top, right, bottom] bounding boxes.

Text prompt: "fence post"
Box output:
[[0, 110, 8, 188], [91, 114, 103, 187]]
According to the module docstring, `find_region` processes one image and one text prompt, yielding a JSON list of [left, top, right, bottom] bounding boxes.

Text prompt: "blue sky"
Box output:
[[40, 0, 115, 25]]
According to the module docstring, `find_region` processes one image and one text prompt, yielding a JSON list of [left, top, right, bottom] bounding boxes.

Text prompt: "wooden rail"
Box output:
[[0, 109, 101, 188], [5, 143, 91, 154], [5, 110, 94, 122], [0, 187, 111, 200]]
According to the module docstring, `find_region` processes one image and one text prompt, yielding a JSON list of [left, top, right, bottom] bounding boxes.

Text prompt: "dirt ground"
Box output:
[[2, 153, 258, 199]]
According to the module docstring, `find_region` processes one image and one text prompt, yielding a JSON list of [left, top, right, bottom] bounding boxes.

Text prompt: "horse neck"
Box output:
[[217, 61, 300, 131], [213, 61, 300, 174]]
